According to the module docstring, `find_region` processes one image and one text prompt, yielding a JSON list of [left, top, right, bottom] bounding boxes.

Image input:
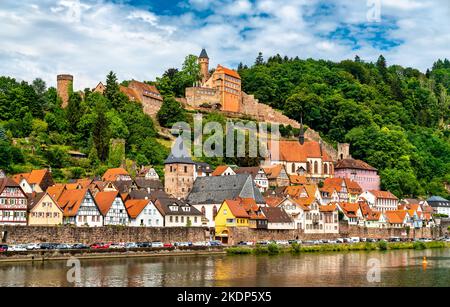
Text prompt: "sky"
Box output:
[[1, 0, 449, 90]]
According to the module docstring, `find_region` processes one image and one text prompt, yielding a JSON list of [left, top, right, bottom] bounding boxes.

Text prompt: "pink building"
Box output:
[[334, 158, 380, 192]]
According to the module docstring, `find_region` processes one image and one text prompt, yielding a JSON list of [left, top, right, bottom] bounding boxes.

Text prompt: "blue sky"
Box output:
[[0, 0, 449, 89]]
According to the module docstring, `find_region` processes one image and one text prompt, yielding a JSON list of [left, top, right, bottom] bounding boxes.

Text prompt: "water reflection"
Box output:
[[0, 249, 449, 287]]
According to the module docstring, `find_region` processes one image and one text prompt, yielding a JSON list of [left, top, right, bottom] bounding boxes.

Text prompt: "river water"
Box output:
[[0, 249, 449, 287]]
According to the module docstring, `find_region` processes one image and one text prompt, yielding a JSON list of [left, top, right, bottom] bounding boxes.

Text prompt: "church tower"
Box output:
[[199, 49, 210, 85]]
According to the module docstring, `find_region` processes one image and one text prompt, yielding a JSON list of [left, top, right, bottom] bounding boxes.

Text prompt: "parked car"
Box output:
[[360, 238, 367, 242], [321, 239, 329, 244], [26, 243, 41, 250], [0, 245, 8, 252], [389, 237, 401, 242], [136, 242, 151, 248], [275, 240, 290, 246], [8, 244, 27, 252], [443, 238, 450, 242], [40, 243, 58, 250], [109, 243, 124, 249], [72, 243, 89, 249], [164, 243, 174, 248], [349, 237, 360, 243], [256, 240, 269, 245], [237, 241, 248, 246], [124, 242, 138, 249], [208, 241, 222, 246], [367, 238, 378, 243], [421, 238, 432, 242], [313, 240, 322, 245], [151, 242, 164, 248], [328, 240, 338, 244], [336, 238, 344, 244], [55, 243, 71, 250], [90, 243, 109, 249], [192, 241, 207, 247], [175, 242, 190, 247]]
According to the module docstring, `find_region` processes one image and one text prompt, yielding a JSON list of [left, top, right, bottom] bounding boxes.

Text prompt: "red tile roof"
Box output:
[[270, 140, 332, 162], [224, 199, 250, 218], [215, 65, 241, 79], [56, 189, 90, 217], [125, 199, 151, 219], [102, 168, 130, 181], [370, 190, 398, 200], [95, 191, 120, 216], [211, 165, 231, 176], [335, 158, 377, 171]]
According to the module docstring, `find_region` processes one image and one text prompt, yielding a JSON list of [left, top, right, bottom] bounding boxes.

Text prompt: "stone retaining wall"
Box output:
[[227, 223, 439, 245], [0, 226, 208, 245]]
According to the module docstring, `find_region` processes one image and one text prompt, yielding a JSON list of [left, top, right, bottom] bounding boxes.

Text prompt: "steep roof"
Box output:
[[234, 167, 262, 179], [289, 175, 308, 185], [164, 137, 195, 165], [119, 85, 141, 102], [263, 165, 285, 179], [224, 199, 250, 218], [102, 168, 130, 181], [56, 188, 90, 217], [125, 199, 151, 219], [319, 204, 337, 212], [199, 48, 209, 59], [27, 169, 49, 185], [265, 196, 284, 208], [95, 191, 120, 216], [129, 80, 162, 99], [0, 177, 22, 193], [335, 158, 377, 171], [385, 210, 408, 224], [427, 196, 450, 207], [135, 178, 163, 190], [261, 207, 293, 223], [211, 165, 232, 176], [187, 174, 265, 205], [270, 140, 332, 162]]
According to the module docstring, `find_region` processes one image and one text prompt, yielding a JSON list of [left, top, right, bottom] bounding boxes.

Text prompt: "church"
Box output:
[[264, 122, 335, 183]]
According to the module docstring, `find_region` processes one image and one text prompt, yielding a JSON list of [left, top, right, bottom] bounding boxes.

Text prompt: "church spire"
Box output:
[[299, 114, 305, 145]]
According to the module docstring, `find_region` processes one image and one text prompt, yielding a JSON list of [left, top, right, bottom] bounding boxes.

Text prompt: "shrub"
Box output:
[[254, 244, 269, 255], [225, 247, 252, 255], [377, 240, 388, 250], [413, 241, 426, 250], [267, 243, 280, 254], [290, 242, 301, 254]]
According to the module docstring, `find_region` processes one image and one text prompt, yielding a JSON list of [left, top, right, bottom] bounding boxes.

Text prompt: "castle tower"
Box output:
[[164, 137, 196, 199], [57, 74, 73, 108], [199, 49, 210, 85], [337, 143, 351, 160]]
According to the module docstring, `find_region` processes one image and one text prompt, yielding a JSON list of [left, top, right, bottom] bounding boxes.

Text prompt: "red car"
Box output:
[[163, 243, 173, 248], [0, 245, 8, 252], [90, 243, 110, 249]]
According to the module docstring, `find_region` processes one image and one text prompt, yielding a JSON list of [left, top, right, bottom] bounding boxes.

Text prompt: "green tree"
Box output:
[[92, 99, 110, 162], [105, 71, 119, 102], [157, 96, 187, 128]]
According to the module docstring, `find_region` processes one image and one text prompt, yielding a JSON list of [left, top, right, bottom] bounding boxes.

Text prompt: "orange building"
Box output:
[[195, 49, 242, 113]]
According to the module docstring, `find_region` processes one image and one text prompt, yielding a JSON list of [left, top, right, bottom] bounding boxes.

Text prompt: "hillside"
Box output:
[[237, 55, 450, 198]]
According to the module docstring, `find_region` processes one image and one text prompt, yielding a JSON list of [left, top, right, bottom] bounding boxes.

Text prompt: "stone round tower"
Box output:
[[198, 49, 209, 85], [57, 74, 73, 108]]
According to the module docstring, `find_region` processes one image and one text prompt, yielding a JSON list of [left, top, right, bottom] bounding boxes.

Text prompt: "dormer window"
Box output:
[[170, 205, 178, 211]]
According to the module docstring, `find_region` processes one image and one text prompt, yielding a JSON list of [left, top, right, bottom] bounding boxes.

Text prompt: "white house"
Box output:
[[155, 197, 205, 227], [95, 191, 130, 226], [260, 206, 295, 230], [359, 190, 398, 212], [427, 196, 450, 217], [235, 167, 269, 193], [277, 196, 308, 230], [125, 199, 164, 227], [57, 188, 103, 227], [211, 165, 236, 176]]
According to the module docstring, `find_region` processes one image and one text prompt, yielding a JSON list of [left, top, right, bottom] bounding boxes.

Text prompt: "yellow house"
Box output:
[[215, 199, 250, 244], [28, 192, 63, 226]]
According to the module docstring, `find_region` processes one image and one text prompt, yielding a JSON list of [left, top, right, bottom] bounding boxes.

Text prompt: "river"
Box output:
[[0, 249, 449, 287]]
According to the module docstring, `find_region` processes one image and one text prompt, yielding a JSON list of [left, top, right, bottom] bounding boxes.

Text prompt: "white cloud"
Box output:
[[0, 0, 448, 91]]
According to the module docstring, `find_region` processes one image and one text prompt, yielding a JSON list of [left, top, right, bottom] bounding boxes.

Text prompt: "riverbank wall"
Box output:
[[227, 223, 440, 245], [0, 226, 208, 245]]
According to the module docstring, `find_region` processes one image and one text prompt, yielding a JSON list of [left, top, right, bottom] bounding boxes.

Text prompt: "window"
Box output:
[[291, 163, 295, 173], [184, 166, 188, 173], [324, 164, 328, 175], [314, 161, 319, 174], [223, 209, 227, 215]]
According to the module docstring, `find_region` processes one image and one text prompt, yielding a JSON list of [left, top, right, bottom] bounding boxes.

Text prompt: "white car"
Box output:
[[109, 243, 123, 249], [175, 242, 190, 247], [151, 242, 164, 248], [328, 240, 338, 244], [8, 244, 27, 252], [313, 240, 322, 245], [275, 240, 290, 246], [192, 241, 207, 247], [26, 243, 41, 250]]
